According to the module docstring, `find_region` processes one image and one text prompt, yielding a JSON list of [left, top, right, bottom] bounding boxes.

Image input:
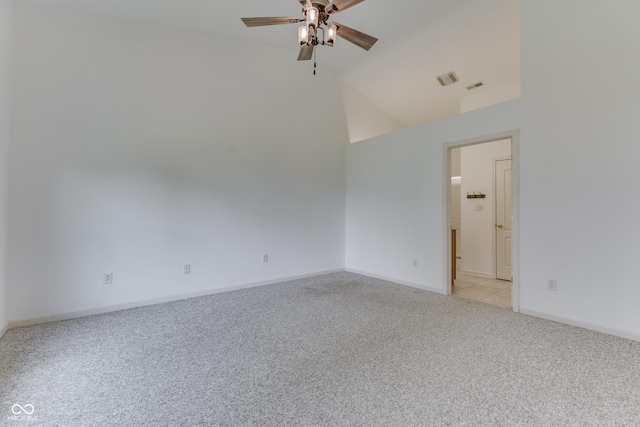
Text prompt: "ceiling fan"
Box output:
[[241, 0, 378, 62]]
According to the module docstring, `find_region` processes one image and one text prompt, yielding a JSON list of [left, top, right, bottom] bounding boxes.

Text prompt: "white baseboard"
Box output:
[[0, 322, 8, 339], [345, 268, 444, 295], [9, 270, 638, 345], [520, 308, 640, 343], [7, 268, 346, 330]]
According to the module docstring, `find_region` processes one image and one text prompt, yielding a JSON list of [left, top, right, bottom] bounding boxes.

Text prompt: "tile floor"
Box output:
[[452, 271, 512, 308]]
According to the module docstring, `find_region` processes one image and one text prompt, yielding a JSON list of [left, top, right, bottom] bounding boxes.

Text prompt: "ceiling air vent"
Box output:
[[436, 72, 459, 86], [466, 81, 485, 90]]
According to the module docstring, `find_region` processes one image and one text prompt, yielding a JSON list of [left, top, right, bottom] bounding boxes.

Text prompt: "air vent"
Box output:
[[466, 81, 485, 90], [436, 72, 459, 86]]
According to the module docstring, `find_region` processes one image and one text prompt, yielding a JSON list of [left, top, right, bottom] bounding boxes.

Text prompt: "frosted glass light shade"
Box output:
[[325, 23, 337, 46], [307, 7, 319, 29], [298, 26, 309, 45]]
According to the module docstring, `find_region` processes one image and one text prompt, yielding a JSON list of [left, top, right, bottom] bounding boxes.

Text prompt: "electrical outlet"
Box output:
[[412, 259, 418, 268], [103, 273, 113, 285], [263, 254, 269, 263], [475, 203, 484, 211], [546, 279, 558, 291], [184, 264, 191, 274]]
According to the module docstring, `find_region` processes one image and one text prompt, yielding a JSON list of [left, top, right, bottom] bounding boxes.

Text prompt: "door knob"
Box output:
[[497, 224, 504, 228]]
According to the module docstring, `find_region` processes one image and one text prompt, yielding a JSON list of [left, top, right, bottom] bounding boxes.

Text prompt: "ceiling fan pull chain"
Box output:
[[313, 46, 317, 76]]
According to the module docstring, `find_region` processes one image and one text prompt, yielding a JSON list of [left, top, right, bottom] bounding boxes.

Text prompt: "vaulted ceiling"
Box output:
[[21, 0, 520, 128]]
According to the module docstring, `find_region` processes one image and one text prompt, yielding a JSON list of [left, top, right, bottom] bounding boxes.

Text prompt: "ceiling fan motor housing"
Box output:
[[311, 0, 330, 8]]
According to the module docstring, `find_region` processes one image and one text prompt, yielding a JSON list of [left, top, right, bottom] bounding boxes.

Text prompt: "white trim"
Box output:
[[0, 322, 8, 339], [7, 268, 345, 329], [345, 268, 443, 295], [510, 132, 520, 312], [520, 308, 640, 343], [6, 269, 640, 344], [443, 146, 453, 295], [444, 130, 520, 312]]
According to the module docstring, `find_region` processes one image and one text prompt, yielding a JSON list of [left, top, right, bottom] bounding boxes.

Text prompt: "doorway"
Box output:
[[444, 131, 519, 312]]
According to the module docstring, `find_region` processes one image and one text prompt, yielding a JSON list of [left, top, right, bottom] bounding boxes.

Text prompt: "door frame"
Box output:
[[443, 130, 520, 312]]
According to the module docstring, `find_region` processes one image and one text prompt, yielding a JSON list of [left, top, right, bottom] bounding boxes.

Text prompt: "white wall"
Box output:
[[8, 3, 348, 322], [460, 139, 510, 277], [7, 1, 640, 342], [347, 0, 640, 340], [0, 0, 12, 334], [346, 101, 521, 291], [518, 0, 640, 337], [341, 83, 403, 143], [460, 81, 521, 114]]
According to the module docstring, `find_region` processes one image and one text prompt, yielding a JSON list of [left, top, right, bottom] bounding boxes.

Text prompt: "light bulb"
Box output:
[[298, 26, 309, 45], [325, 23, 337, 46], [307, 7, 319, 29]]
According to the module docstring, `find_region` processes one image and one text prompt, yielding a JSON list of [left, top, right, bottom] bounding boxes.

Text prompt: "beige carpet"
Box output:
[[1, 272, 639, 426]]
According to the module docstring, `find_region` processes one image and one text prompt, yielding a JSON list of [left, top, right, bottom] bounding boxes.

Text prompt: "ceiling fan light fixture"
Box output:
[[325, 23, 337, 46], [306, 7, 319, 29], [298, 26, 310, 45], [241, 0, 378, 67]]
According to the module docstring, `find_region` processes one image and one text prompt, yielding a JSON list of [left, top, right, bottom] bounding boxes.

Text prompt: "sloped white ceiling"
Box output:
[[21, 0, 520, 127]]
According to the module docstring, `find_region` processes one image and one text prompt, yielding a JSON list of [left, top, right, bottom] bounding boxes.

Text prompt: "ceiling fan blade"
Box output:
[[241, 17, 303, 27], [296, 0, 312, 9], [298, 45, 314, 61], [335, 23, 378, 51], [326, 0, 365, 15]]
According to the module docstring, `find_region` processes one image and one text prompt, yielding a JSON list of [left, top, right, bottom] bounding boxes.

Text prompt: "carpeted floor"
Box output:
[[1, 272, 639, 426]]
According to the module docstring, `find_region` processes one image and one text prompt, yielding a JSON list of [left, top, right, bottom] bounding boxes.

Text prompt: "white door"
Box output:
[[495, 159, 512, 281]]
